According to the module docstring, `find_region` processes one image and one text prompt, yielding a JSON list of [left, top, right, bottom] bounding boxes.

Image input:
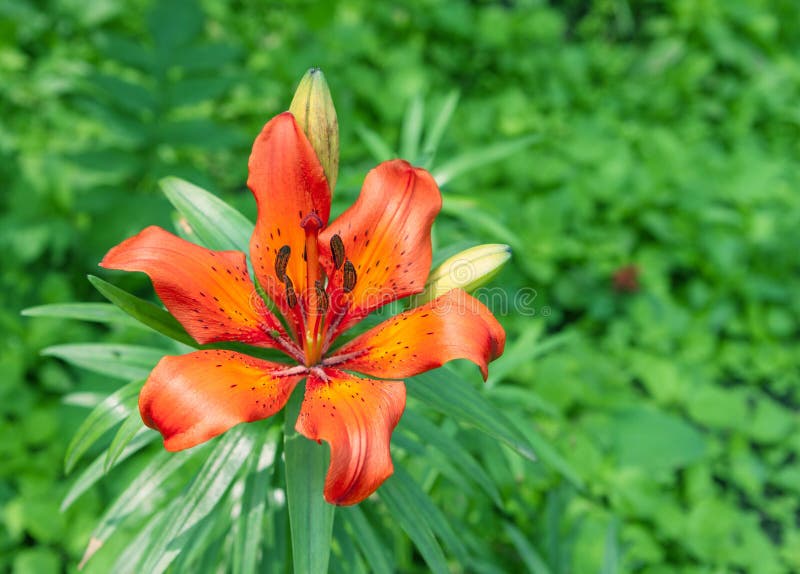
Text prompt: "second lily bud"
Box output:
[[289, 68, 339, 191], [413, 244, 512, 305]]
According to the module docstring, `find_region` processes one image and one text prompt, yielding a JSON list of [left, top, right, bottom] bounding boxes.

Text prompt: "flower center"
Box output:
[[273, 224, 357, 367]]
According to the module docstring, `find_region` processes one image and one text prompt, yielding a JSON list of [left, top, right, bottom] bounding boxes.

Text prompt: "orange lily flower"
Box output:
[[100, 112, 505, 505]]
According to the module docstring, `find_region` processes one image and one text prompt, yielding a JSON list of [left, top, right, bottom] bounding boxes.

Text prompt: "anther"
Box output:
[[343, 260, 357, 293], [275, 245, 291, 281], [284, 276, 298, 308], [315, 280, 329, 314], [330, 234, 345, 269]]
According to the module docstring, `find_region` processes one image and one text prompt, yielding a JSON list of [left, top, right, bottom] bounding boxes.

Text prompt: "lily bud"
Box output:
[[414, 244, 511, 304], [289, 67, 339, 191]]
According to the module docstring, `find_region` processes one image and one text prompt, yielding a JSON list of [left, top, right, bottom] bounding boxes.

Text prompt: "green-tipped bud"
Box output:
[[289, 67, 339, 191], [415, 244, 511, 304]]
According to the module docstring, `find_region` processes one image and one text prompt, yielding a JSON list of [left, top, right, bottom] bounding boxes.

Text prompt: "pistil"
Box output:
[[301, 212, 324, 365]]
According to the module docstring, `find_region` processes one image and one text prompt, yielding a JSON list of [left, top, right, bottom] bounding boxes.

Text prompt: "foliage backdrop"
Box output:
[[2, 0, 800, 572]]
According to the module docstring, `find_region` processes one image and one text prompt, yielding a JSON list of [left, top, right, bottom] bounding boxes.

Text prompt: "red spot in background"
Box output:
[[613, 265, 639, 293]]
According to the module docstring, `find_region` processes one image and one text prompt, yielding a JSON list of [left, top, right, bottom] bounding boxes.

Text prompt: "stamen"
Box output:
[[343, 260, 357, 293], [330, 234, 345, 269], [284, 277, 298, 308], [275, 245, 291, 281]]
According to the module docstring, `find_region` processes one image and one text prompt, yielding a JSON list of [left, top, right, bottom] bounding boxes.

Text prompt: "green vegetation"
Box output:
[[3, 0, 799, 572]]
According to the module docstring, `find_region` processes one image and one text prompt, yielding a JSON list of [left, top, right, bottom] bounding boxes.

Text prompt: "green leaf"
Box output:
[[284, 385, 335, 574], [379, 470, 449, 574], [419, 90, 459, 169], [160, 176, 253, 252], [340, 506, 393, 574], [88, 275, 197, 347], [61, 430, 156, 512], [79, 449, 196, 569], [400, 94, 424, 161], [233, 426, 279, 574], [503, 522, 552, 574], [601, 518, 620, 574], [401, 410, 502, 506], [140, 426, 256, 574], [42, 343, 163, 381], [105, 412, 146, 472], [407, 368, 536, 461], [64, 379, 144, 473], [356, 125, 395, 163], [110, 502, 176, 574], [21, 302, 142, 328], [433, 134, 541, 186]]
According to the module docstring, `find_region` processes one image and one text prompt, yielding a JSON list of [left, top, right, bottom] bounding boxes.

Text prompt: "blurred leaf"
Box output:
[[64, 379, 143, 474], [504, 522, 552, 574], [42, 343, 163, 380], [419, 90, 460, 169], [433, 135, 541, 186], [407, 368, 536, 461], [340, 506, 393, 574], [400, 94, 424, 161], [356, 125, 394, 163], [22, 302, 142, 328]]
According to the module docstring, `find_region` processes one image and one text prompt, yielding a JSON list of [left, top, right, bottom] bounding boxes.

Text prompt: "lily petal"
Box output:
[[319, 160, 441, 337], [330, 289, 505, 380], [248, 112, 331, 326], [141, 350, 303, 451], [100, 226, 286, 348], [295, 368, 405, 505]]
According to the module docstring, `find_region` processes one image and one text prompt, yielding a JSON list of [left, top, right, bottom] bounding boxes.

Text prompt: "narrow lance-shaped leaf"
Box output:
[[160, 176, 253, 252], [22, 302, 143, 328], [340, 506, 393, 574], [140, 425, 257, 574], [88, 274, 197, 347], [105, 412, 147, 472], [64, 379, 144, 474], [42, 344, 163, 381], [433, 134, 541, 186], [284, 383, 335, 574]]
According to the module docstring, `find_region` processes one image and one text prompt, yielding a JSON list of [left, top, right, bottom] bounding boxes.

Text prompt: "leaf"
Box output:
[[355, 125, 395, 163], [400, 94, 424, 161], [283, 385, 335, 574], [42, 343, 163, 381], [406, 368, 536, 461], [233, 427, 279, 574], [64, 379, 144, 474], [379, 470, 449, 574], [601, 518, 620, 574], [61, 430, 156, 512], [419, 90, 460, 169], [88, 275, 197, 347], [160, 176, 253, 252], [79, 449, 196, 569], [340, 506, 393, 574], [401, 409, 502, 506], [503, 522, 552, 574], [139, 426, 257, 574], [105, 412, 146, 472], [433, 134, 541, 186], [21, 302, 142, 328]]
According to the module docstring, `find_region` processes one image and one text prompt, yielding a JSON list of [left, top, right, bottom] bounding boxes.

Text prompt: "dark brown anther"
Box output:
[[275, 245, 291, 281], [343, 260, 357, 293], [315, 280, 329, 313], [330, 234, 345, 269], [284, 276, 298, 308]]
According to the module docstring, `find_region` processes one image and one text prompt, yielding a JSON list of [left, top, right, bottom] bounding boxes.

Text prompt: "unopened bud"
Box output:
[[414, 244, 511, 304], [289, 68, 339, 191]]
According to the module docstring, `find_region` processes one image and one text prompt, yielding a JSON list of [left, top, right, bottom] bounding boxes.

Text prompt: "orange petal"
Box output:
[[140, 350, 304, 451], [319, 160, 441, 336], [100, 226, 286, 348], [248, 112, 331, 325], [330, 289, 505, 380], [295, 368, 405, 505]]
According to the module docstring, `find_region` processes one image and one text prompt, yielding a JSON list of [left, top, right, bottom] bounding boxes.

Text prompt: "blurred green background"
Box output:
[[2, 0, 800, 572]]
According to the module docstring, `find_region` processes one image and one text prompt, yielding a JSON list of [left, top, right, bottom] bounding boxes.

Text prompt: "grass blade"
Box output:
[[42, 344, 163, 381]]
